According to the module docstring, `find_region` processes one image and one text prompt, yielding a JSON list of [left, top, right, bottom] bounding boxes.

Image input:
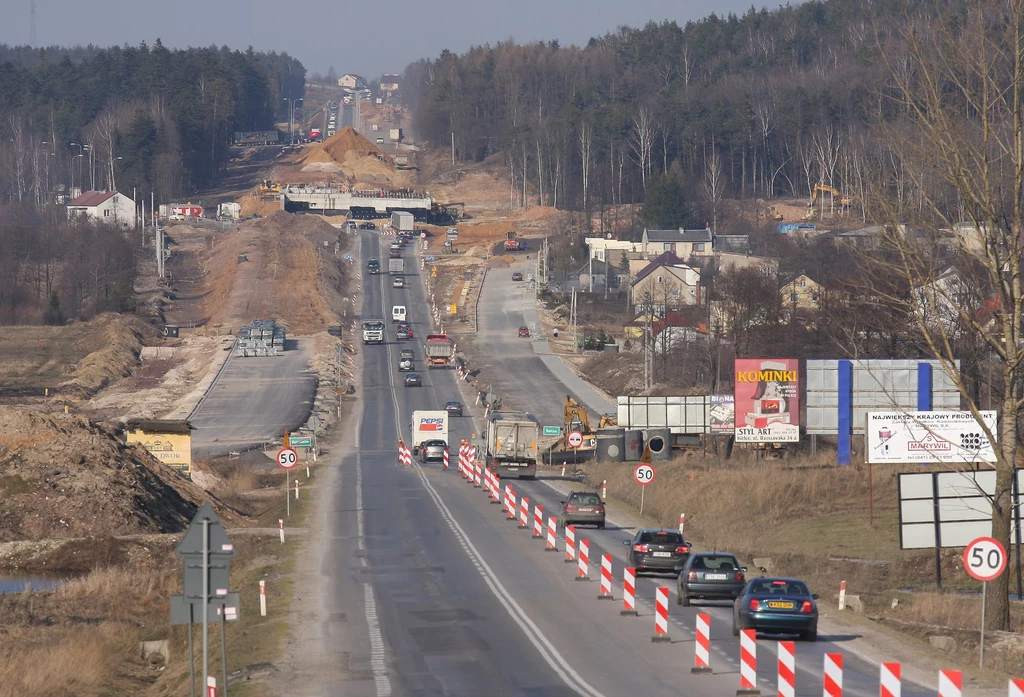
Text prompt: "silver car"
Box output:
[[419, 439, 448, 462]]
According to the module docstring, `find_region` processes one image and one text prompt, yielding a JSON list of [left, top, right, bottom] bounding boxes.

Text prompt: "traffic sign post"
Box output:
[[634, 463, 655, 515], [543, 425, 561, 437], [277, 448, 298, 518], [964, 536, 1007, 669], [567, 430, 584, 448]]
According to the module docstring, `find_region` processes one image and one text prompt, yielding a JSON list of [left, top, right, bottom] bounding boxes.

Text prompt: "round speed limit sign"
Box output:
[[634, 463, 655, 486], [964, 536, 1007, 582], [276, 447, 298, 470]]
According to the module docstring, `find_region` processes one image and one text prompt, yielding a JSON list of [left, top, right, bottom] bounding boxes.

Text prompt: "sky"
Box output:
[[2, 0, 793, 78]]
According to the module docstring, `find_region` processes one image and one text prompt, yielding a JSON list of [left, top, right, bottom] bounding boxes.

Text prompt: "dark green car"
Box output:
[[733, 577, 819, 641]]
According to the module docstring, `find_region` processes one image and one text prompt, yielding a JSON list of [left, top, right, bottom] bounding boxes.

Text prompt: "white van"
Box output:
[[392, 305, 406, 323]]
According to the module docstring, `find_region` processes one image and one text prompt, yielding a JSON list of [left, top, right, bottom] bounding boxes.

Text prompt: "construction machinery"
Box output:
[[805, 184, 853, 218], [544, 395, 618, 465]]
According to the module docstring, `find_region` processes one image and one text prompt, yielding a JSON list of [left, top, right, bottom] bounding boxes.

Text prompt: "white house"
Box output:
[[641, 227, 714, 260], [66, 190, 137, 229], [585, 237, 643, 261], [338, 73, 365, 90]]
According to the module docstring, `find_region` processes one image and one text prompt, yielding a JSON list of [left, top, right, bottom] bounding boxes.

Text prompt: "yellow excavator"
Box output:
[[805, 184, 853, 218], [545, 396, 617, 464]]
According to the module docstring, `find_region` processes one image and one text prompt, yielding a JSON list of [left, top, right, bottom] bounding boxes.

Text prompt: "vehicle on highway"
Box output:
[[397, 321, 413, 338], [398, 355, 413, 371], [512, 272, 524, 281], [376, 137, 385, 143], [392, 305, 406, 322], [485, 411, 539, 479], [361, 319, 385, 344], [389, 247, 402, 258], [445, 401, 463, 417], [410, 410, 448, 455], [400, 348, 414, 360], [404, 373, 422, 387], [419, 438, 448, 462], [733, 577, 819, 641], [389, 257, 405, 274], [623, 529, 691, 575], [559, 491, 606, 529], [359, 221, 376, 229], [425, 333, 452, 367], [367, 258, 381, 274], [518, 326, 530, 337], [396, 328, 410, 341], [677, 553, 747, 606], [393, 276, 405, 288]]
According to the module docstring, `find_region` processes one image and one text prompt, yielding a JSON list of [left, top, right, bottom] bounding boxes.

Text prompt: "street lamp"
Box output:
[[282, 97, 294, 144], [70, 142, 84, 195]]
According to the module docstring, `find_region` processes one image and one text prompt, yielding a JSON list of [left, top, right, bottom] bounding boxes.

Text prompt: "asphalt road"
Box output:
[[307, 232, 945, 697], [190, 338, 317, 458]]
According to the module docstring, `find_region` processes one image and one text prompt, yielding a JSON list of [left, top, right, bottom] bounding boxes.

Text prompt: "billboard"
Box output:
[[126, 428, 192, 475], [866, 411, 997, 464], [734, 359, 800, 443], [709, 395, 735, 431]]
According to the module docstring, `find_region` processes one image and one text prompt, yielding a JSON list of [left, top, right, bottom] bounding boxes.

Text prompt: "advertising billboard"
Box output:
[[734, 359, 800, 443], [866, 411, 997, 464], [709, 395, 735, 431]]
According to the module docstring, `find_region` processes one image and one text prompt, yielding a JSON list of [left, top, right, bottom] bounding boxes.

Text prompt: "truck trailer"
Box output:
[[485, 411, 539, 479], [389, 258, 405, 274], [410, 410, 449, 455], [424, 334, 452, 367], [391, 211, 414, 232]]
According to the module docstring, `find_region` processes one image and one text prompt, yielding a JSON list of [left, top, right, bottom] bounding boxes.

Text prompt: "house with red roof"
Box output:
[[66, 190, 136, 229]]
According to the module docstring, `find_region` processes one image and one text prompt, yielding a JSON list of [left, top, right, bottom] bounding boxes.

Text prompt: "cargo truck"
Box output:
[[424, 334, 452, 367], [389, 257, 405, 274], [485, 411, 540, 479], [410, 410, 449, 455], [362, 319, 385, 344], [389, 128, 403, 142], [391, 211, 414, 233]]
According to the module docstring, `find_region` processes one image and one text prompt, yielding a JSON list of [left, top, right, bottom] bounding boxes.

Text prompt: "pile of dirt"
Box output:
[[0, 407, 241, 542], [302, 127, 386, 165], [59, 315, 149, 398]]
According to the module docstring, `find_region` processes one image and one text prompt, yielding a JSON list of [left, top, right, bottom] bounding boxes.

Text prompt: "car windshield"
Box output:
[[424, 440, 446, 447], [573, 494, 601, 506], [691, 555, 738, 570], [750, 580, 810, 596], [639, 531, 683, 544], [401, 351, 413, 358]]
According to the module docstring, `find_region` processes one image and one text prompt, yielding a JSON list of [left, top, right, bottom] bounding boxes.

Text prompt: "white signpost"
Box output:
[[277, 447, 298, 517], [964, 536, 1007, 668], [635, 463, 655, 515]]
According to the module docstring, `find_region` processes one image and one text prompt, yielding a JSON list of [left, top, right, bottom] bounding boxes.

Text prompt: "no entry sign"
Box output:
[[277, 447, 298, 469]]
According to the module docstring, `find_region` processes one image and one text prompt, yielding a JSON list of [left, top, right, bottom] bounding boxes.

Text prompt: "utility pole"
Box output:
[[451, 132, 455, 167], [643, 293, 653, 391], [569, 289, 578, 353]]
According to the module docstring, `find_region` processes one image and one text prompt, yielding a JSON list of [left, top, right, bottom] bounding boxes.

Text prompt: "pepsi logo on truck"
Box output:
[[418, 417, 445, 431]]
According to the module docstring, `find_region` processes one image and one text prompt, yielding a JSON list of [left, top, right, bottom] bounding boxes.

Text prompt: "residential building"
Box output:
[[338, 73, 364, 90], [584, 236, 643, 261], [717, 252, 779, 273], [641, 227, 713, 260], [66, 190, 136, 229], [574, 258, 621, 292], [379, 74, 400, 96], [781, 273, 823, 310], [630, 252, 701, 310]]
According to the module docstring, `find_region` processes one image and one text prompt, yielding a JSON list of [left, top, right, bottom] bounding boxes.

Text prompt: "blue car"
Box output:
[[733, 577, 819, 641]]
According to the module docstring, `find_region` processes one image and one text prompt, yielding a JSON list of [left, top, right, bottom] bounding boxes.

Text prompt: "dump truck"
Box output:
[[424, 334, 452, 367], [485, 411, 540, 479], [362, 319, 385, 344], [389, 257, 405, 274]]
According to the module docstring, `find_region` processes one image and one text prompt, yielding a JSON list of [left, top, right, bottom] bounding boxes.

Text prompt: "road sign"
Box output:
[[543, 426, 561, 436], [964, 537, 1007, 582], [170, 592, 241, 625], [634, 463, 656, 486], [431, 266, 438, 278], [176, 503, 236, 558], [277, 447, 298, 469], [289, 436, 313, 448], [567, 430, 584, 448]]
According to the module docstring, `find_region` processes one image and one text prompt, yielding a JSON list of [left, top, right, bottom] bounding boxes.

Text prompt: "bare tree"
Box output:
[[871, 0, 1024, 632], [579, 122, 592, 213], [704, 142, 726, 233], [629, 106, 658, 192]]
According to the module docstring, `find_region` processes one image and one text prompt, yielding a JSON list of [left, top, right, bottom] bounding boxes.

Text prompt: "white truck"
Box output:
[[362, 319, 385, 344], [391, 211, 414, 233], [410, 410, 449, 455], [389, 257, 405, 274]]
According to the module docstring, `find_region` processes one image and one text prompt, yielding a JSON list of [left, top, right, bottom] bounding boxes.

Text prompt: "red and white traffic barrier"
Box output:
[[652, 586, 670, 642], [398, 444, 412, 466], [576, 539, 590, 581], [519, 496, 530, 528], [1010, 679, 1024, 697], [838, 580, 847, 611], [259, 579, 267, 617], [490, 471, 501, 503], [207, 676, 217, 697], [459, 443, 469, 476], [546, 517, 558, 551], [564, 524, 576, 562], [473, 464, 482, 487], [678, 513, 686, 533], [621, 567, 637, 615], [442, 448, 449, 470], [691, 613, 712, 674], [778, 640, 795, 697], [469, 445, 477, 467], [507, 490, 518, 520], [738, 628, 758, 695], [938, 671, 961, 697], [880, 663, 900, 697], [598, 554, 613, 599], [824, 653, 842, 697], [533, 505, 544, 538]]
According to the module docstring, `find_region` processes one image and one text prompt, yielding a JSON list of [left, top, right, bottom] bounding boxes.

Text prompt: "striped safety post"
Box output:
[[458, 443, 468, 477], [532, 505, 544, 538], [564, 524, 576, 563], [692, 613, 712, 674], [490, 471, 501, 503], [546, 517, 558, 551], [442, 448, 449, 470], [576, 540, 590, 581], [938, 671, 961, 697], [507, 490, 518, 520], [652, 587, 670, 643], [880, 663, 900, 697], [469, 446, 477, 468], [824, 654, 842, 697], [598, 554, 613, 599], [503, 484, 512, 513], [778, 641, 795, 697], [1009, 679, 1024, 697], [621, 567, 637, 615], [482, 466, 490, 492], [518, 496, 530, 528], [738, 628, 759, 696], [473, 464, 482, 487]]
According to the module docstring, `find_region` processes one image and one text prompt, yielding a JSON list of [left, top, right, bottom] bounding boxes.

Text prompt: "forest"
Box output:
[[402, 0, 955, 227], [0, 41, 305, 204]]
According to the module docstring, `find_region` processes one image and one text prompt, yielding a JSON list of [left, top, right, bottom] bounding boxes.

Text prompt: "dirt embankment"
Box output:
[[0, 407, 240, 545]]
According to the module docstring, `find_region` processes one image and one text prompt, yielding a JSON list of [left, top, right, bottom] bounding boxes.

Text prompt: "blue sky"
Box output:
[[4, 0, 793, 77]]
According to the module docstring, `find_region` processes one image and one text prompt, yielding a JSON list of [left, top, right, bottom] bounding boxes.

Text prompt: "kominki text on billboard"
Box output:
[[734, 358, 800, 443]]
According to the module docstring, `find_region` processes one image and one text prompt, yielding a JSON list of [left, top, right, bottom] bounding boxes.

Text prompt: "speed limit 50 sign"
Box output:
[[634, 463, 655, 486], [277, 447, 298, 470], [964, 536, 1007, 582]]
